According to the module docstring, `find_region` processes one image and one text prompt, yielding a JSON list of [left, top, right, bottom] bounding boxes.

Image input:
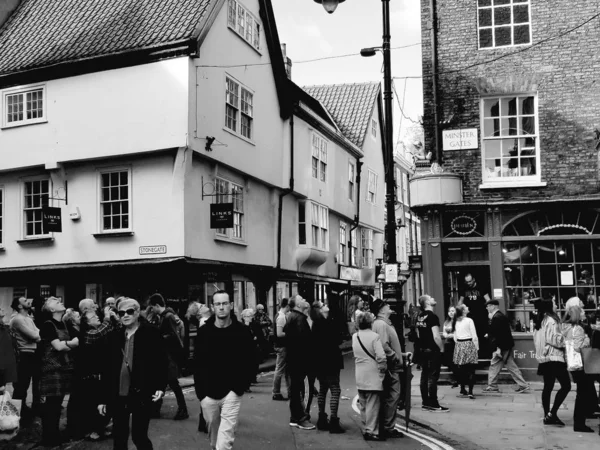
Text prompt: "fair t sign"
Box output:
[[42, 206, 62, 232]]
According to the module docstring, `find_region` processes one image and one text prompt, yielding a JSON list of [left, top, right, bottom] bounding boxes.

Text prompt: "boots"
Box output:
[[174, 406, 189, 421], [316, 412, 329, 431], [328, 417, 345, 434]]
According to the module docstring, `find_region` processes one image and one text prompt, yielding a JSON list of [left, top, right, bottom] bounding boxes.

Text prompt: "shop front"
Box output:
[[419, 202, 600, 380]]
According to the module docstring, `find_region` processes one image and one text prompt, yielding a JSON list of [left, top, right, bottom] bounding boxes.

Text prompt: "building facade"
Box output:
[[0, 0, 385, 329], [411, 0, 600, 377]]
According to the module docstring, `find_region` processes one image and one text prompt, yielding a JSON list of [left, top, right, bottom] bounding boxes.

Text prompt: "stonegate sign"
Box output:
[[442, 128, 478, 150]]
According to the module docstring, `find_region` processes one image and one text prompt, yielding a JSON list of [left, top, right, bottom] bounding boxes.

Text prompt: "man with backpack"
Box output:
[[148, 293, 188, 420]]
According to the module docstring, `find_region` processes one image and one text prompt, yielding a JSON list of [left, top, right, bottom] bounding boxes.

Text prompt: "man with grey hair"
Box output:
[[98, 298, 168, 450], [284, 294, 316, 430], [79, 298, 98, 316]]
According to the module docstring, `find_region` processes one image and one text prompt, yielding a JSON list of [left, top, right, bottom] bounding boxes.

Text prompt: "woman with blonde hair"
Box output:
[[562, 301, 595, 432], [452, 304, 479, 399]]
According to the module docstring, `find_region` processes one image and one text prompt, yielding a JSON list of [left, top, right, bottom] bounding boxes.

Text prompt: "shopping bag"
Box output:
[[0, 391, 20, 432], [581, 347, 600, 375], [565, 340, 583, 371]]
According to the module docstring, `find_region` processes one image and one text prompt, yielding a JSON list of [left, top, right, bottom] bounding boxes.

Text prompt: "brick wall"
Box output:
[[420, 0, 600, 202]]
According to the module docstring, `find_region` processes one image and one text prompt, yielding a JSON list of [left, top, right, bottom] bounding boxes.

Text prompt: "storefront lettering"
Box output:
[[450, 215, 477, 236], [513, 350, 538, 359], [442, 128, 478, 150]]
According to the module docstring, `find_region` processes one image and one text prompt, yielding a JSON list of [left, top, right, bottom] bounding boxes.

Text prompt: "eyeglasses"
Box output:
[[213, 301, 230, 307], [117, 308, 137, 317]]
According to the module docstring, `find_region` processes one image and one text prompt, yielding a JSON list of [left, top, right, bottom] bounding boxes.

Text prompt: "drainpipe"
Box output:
[[349, 159, 363, 267], [429, 0, 441, 165], [276, 111, 295, 270]]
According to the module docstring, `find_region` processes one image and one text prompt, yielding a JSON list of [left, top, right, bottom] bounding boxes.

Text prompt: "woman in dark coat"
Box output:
[[0, 309, 18, 393], [312, 305, 345, 433]]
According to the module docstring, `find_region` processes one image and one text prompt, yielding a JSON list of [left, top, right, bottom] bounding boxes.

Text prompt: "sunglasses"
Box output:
[[117, 308, 137, 317]]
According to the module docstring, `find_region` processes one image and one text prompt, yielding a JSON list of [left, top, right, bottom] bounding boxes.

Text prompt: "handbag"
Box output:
[[565, 340, 583, 371], [581, 347, 600, 375], [0, 391, 20, 432]]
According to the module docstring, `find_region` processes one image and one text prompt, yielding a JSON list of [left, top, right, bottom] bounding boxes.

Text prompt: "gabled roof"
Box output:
[[303, 82, 381, 148], [0, 0, 214, 77]]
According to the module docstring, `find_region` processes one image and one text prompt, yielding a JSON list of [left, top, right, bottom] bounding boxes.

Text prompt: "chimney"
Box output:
[[0, 0, 22, 30], [281, 43, 292, 79]]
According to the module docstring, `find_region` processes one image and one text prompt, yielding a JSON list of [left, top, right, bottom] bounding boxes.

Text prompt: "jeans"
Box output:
[[488, 349, 528, 388], [419, 350, 442, 407], [272, 347, 291, 396], [112, 395, 153, 450], [379, 371, 401, 432], [12, 352, 40, 406], [288, 368, 309, 423], [200, 391, 242, 450]]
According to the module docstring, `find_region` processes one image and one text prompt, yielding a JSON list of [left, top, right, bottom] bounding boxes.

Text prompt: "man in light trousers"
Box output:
[[194, 291, 255, 450], [483, 299, 530, 393], [272, 298, 291, 401]]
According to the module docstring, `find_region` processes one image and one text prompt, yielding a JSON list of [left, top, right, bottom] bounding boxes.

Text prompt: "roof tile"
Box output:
[[303, 82, 380, 148], [0, 0, 214, 76]]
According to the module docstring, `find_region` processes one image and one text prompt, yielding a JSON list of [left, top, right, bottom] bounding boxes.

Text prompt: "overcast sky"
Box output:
[[271, 0, 424, 141]]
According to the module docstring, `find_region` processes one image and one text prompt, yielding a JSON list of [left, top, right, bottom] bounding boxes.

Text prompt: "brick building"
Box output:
[[410, 0, 600, 377]]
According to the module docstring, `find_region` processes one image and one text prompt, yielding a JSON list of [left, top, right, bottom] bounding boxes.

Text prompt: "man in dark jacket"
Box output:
[[148, 293, 188, 420], [483, 299, 529, 393], [98, 298, 168, 450], [311, 305, 345, 433], [284, 295, 316, 430], [194, 290, 254, 450]]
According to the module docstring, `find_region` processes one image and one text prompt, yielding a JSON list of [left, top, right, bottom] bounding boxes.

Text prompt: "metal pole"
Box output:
[[382, 0, 396, 265]]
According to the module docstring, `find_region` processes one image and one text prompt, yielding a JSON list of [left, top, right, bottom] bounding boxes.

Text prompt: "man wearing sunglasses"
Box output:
[[98, 298, 168, 450], [194, 290, 255, 450]]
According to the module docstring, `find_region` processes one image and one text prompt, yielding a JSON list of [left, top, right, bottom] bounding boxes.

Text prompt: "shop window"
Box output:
[[233, 281, 245, 317]]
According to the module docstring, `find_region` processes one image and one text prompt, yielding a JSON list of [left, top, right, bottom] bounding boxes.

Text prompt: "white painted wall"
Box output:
[[0, 58, 189, 171]]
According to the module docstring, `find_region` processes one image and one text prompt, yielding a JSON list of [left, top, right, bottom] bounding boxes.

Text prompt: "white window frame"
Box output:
[[0, 186, 3, 247], [371, 119, 377, 139], [224, 74, 254, 142], [480, 94, 541, 186], [350, 228, 358, 266], [367, 169, 377, 204], [2, 84, 46, 129], [21, 177, 52, 239], [348, 161, 355, 202], [339, 221, 347, 265], [361, 228, 374, 268], [98, 167, 132, 233], [477, 0, 531, 50], [215, 177, 245, 241], [227, 0, 261, 51], [311, 133, 328, 182], [299, 201, 328, 250]]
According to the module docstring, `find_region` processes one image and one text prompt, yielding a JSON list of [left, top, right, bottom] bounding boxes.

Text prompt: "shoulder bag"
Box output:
[[564, 326, 583, 372], [356, 334, 376, 361]]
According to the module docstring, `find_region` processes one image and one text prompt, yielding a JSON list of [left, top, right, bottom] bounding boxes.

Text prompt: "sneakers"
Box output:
[[290, 420, 316, 430], [272, 394, 287, 401], [543, 413, 565, 426], [515, 385, 531, 394], [363, 432, 386, 441], [422, 404, 450, 412], [482, 386, 500, 393]]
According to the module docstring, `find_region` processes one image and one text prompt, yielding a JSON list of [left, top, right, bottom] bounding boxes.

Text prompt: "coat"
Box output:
[[101, 322, 168, 406], [488, 310, 515, 351], [312, 316, 343, 376], [534, 316, 565, 364], [0, 324, 17, 385], [352, 329, 387, 391]]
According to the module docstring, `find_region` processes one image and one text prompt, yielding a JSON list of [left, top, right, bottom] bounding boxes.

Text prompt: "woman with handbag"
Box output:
[[563, 303, 595, 432], [352, 312, 387, 442], [534, 298, 571, 426]]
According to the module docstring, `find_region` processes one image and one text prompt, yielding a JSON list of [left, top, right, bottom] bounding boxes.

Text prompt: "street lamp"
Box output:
[[313, 0, 398, 268], [313, 0, 346, 14]]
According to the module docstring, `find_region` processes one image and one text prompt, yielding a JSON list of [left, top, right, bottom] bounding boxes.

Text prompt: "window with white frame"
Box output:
[[215, 177, 244, 239], [3, 86, 45, 128], [348, 161, 355, 201], [225, 76, 253, 140], [361, 228, 374, 268], [299, 201, 328, 250], [339, 222, 347, 264], [350, 228, 358, 266], [0, 187, 3, 245], [477, 0, 531, 49], [99, 169, 131, 232], [367, 170, 377, 203], [402, 173, 409, 205], [23, 179, 50, 237], [371, 119, 377, 138], [227, 0, 260, 51], [311, 133, 327, 182], [481, 95, 539, 182]]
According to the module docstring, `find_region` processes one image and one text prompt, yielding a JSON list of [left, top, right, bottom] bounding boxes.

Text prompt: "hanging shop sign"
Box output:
[[409, 255, 422, 270], [450, 215, 478, 236], [384, 263, 398, 283], [42, 206, 62, 232], [210, 203, 234, 229], [442, 128, 478, 151]]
